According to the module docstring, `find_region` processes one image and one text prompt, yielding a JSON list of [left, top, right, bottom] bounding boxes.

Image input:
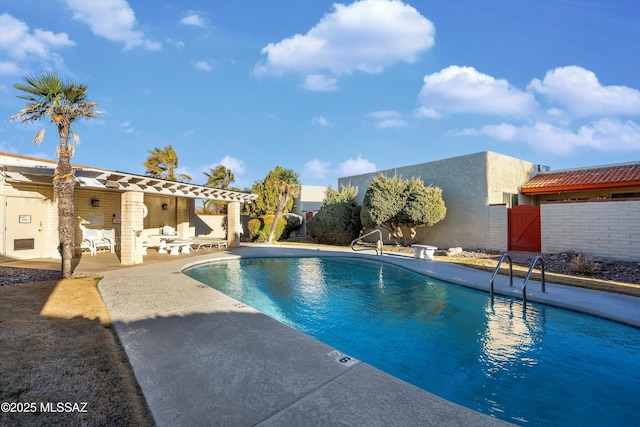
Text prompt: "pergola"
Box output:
[[2, 163, 257, 264]]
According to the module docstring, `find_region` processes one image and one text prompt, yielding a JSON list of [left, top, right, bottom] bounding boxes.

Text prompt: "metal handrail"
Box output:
[[522, 255, 546, 308], [490, 253, 513, 301], [350, 229, 383, 255]]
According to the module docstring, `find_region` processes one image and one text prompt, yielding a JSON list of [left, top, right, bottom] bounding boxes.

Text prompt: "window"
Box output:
[[502, 192, 518, 208]]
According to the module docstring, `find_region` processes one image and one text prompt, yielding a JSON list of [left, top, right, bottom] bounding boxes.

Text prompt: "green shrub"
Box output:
[[247, 215, 287, 242], [308, 185, 362, 245]]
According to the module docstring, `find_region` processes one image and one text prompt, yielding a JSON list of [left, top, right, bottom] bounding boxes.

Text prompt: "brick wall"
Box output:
[[541, 200, 640, 261]]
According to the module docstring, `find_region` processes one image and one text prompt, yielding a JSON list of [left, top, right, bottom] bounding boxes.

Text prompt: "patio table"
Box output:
[[148, 234, 180, 254]]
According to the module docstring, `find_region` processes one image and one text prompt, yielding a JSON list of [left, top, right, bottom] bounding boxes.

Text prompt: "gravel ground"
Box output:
[[442, 249, 640, 285], [0, 267, 62, 286]]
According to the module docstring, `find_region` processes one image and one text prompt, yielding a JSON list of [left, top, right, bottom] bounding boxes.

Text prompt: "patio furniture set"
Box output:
[[147, 226, 227, 256], [79, 225, 227, 256]]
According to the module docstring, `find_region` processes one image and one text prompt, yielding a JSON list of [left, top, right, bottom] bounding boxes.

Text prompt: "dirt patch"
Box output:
[[0, 278, 154, 427]]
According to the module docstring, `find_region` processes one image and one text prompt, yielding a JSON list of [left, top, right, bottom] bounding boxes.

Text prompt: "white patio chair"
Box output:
[[101, 229, 117, 253], [83, 229, 112, 254]]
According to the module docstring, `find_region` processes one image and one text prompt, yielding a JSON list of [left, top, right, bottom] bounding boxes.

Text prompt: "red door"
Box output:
[[508, 205, 541, 252]]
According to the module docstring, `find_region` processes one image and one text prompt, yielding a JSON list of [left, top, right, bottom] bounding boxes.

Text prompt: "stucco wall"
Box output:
[[194, 215, 227, 238], [338, 151, 535, 249], [541, 200, 640, 261]]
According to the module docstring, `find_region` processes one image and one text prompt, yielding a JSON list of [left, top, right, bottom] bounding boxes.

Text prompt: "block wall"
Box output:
[[488, 204, 508, 252], [75, 189, 122, 245], [541, 200, 640, 261]]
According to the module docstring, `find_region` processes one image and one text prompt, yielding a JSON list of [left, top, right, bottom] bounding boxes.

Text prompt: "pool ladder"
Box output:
[[490, 254, 546, 308], [350, 229, 383, 256]]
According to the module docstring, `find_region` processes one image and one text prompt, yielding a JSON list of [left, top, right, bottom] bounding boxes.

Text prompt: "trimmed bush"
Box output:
[[308, 186, 362, 245], [247, 215, 287, 242]]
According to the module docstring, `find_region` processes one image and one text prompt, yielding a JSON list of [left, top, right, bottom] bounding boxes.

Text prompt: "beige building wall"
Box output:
[[0, 182, 58, 259], [194, 214, 227, 238], [294, 185, 327, 235], [338, 151, 535, 249], [541, 200, 640, 261]]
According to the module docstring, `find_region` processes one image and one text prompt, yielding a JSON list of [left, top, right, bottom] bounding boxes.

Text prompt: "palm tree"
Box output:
[[143, 145, 191, 182], [200, 165, 235, 214], [267, 168, 300, 244], [9, 72, 101, 278]]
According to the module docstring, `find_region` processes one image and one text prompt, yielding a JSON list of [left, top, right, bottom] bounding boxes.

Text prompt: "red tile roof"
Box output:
[[521, 163, 640, 194]]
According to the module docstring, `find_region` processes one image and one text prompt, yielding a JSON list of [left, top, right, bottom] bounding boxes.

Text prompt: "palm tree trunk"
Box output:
[[267, 194, 288, 244], [55, 132, 75, 278]]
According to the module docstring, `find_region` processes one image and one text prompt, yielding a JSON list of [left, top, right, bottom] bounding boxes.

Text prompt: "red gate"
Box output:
[[508, 205, 541, 252]]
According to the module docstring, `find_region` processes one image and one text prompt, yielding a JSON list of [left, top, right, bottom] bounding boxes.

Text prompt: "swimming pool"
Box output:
[[184, 256, 640, 426]]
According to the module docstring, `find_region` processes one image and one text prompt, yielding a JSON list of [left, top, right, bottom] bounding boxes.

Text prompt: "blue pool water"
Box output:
[[184, 257, 640, 426]]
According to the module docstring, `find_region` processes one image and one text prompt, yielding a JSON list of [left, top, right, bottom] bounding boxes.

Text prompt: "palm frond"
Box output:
[[33, 128, 45, 145]]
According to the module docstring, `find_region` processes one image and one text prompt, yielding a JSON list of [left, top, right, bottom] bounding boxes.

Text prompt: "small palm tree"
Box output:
[[143, 145, 191, 182], [9, 72, 101, 278], [201, 165, 235, 214], [267, 168, 300, 244]]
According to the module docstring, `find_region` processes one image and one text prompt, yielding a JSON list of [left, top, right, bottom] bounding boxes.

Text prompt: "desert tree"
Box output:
[[266, 167, 300, 244]]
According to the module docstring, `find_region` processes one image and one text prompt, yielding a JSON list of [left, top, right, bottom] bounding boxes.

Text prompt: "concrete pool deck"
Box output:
[[97, 244, 640, 426]]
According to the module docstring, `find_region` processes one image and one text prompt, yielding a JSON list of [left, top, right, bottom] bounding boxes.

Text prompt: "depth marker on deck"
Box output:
[[327, 350, 359, 367]]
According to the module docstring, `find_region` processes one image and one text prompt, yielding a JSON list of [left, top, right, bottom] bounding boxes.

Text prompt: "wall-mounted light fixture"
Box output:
[[91, 199, 100, 208], [161, 203, 169, 210]]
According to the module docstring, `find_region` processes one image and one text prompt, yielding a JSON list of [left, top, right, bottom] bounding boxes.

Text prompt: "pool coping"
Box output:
[[98, 245, 640, 426]]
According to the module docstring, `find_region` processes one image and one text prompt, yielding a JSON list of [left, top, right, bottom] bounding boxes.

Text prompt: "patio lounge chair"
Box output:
[[190, 238, 228, 251], [83, 228, 113, 254]]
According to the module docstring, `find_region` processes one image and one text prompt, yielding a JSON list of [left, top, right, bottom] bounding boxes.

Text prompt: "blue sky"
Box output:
[[1, 0, 639, 190]]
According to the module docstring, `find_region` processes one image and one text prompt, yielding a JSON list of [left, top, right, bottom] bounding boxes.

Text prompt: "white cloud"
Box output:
[[191, 60, 213, 72], [254, 0, 434, 87], [0, 13, 75, 60], [304, 74, 338, 92], [528, 66, 640, 118], [412, 106, 441, 119], [459, 119, 640, 154], [368, 110, 407, 129], [119, 121, 139, 135], [180, 11, 206, 28], [0, 13, 74, 75], [338, 155, 377, 176], [456, 123, 518, 141], [166, 38, 185, 50], [182, 130, 194, 138], [418, 66, 539, 117], [0, 61, 22, 76], [303, 159, 331, 180], [63, 0, 160, 51], [376, 119, 407, 129], [218, 156, 245, 175], [311, 116, 331, 127]]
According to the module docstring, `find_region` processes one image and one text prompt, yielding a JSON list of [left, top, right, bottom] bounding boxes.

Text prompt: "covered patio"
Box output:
[[0, 153, 257, 265]]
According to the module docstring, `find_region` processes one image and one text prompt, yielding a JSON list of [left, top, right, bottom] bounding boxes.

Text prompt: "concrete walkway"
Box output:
[[97, 245, 640, 426]]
